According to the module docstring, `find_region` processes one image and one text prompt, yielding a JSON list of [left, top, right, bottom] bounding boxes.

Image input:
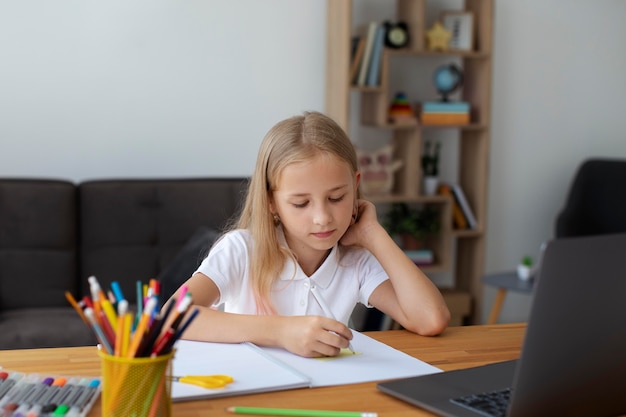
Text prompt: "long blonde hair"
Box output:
[[233, 111, 359, 314]]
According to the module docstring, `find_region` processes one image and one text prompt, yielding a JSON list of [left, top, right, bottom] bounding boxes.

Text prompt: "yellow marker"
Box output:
[[101, 298, 118, 333], [121, 312, 132, 358]]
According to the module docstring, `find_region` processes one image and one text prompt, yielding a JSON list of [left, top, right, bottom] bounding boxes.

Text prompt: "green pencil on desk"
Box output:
[[226, 406, 377, 417]]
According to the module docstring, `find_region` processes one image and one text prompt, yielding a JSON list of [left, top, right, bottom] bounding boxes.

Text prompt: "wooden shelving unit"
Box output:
[[325, 0, 493, 324]]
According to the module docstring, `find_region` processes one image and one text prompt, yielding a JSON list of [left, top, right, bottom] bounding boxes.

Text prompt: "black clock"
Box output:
[[384, 21, 409, 49]]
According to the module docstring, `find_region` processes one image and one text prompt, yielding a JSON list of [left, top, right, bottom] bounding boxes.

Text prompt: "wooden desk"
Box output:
[[0, 324, 525, 417]]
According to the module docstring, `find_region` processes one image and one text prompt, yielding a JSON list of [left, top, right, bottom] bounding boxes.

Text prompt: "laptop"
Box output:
[[377, 233, 626, 417]]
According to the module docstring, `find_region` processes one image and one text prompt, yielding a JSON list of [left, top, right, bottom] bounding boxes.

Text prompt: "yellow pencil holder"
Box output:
[[99, 350, 174, 417]]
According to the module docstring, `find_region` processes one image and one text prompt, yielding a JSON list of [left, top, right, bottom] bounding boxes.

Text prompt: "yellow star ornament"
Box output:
[[426, 21, 452, 51]]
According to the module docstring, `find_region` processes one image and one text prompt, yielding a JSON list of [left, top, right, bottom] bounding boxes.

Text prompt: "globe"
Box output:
[[434, 64, 463, 101]]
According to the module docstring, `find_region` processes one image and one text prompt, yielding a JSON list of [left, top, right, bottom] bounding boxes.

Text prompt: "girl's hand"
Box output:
[[340, 199, 381, 248], [278, 315, 353, 358]]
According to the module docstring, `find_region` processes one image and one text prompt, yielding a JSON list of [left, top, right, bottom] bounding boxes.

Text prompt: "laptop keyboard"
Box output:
[[450, 387, 512, 417]]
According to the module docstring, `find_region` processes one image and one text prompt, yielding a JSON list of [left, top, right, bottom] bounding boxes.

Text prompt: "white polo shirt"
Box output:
[[195, 228, 388, 325]]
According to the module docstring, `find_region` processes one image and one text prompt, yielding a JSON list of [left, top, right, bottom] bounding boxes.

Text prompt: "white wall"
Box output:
[[1, 1, 625, 323], [0, 0, 326, 180], [486, 0, 626, 323]]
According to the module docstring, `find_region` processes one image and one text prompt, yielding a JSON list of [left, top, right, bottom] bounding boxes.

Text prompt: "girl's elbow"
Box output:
[[406, 307, 451, 336]]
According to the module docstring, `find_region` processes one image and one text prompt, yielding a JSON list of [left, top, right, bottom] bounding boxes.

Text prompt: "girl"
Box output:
[[167, 111, 450, 357]]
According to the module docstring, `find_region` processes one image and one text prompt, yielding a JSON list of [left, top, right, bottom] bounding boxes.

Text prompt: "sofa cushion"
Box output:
[[0, 179, 77, 310], [0, 307, 96, 349], [78, 178, 247, 299]]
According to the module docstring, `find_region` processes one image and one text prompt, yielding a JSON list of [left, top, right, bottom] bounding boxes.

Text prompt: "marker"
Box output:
[[64, 379, 99, 417], [225, 406, 378, 417], [0, 374, 38, 411], [0, 371, 12, 399], [29, 377, 66, 414], [47, 379, 87, 417], [38, 377, 76, 416], [120, 313, 133, 357], [84, 307, 113, 354], [87, 276, 106, 302], [127, 297, 157, 358], [98, 309, 116, 346], [310, 286, 355, 354], [114, 300, 129, 357], [135, 280, 143, 319], [11, 377, 53, 417], [88, 276, 106, 325], [0, 372, 24, 404], [110, 281, 125, 304], [150, 295, 191, 356], [100, 298, 118, 333], [174, 284, 189, 310], [173, 308, 199, 340]]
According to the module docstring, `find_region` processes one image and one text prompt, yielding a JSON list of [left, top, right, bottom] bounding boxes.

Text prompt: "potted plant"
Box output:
[[383, 203, 441, 250], [421, 140, 441, 195], [517, 255, 534, 280]]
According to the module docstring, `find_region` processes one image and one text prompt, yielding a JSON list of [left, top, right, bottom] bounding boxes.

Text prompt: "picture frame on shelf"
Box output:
[[441, 11, 474, 51]]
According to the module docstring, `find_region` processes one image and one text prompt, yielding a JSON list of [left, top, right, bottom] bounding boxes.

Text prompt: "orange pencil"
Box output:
[[65, 291, 89, 326], [127, 297, 157, 358]]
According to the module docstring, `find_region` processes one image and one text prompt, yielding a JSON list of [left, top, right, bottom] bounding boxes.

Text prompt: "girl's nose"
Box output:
[[313, 204, 332, 225]]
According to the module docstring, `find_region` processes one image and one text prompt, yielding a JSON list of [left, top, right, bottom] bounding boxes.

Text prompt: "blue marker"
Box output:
[[65, 379, 99, 417], [110, 281, 125, 303]]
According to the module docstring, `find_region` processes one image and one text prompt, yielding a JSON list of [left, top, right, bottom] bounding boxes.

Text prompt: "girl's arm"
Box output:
[[163, 273, 354, 358], [340, 200, 450, 335]]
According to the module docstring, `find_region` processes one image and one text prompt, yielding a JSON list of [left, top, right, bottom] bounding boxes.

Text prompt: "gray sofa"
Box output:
[[0, 177, 247, 349]]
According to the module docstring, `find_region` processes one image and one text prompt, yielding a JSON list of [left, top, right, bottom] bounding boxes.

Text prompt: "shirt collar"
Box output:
[[276, 226, 339, 289]]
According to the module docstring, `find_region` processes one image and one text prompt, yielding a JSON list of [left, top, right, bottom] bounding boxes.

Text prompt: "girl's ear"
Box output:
[[354, 170, 361, 191]]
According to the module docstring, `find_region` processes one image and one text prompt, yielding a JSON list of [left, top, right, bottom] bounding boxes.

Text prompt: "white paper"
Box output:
[[170, 331, 441, 402]]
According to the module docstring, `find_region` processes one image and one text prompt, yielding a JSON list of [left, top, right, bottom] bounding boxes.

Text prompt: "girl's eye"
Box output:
[[329, 195, 345, 203], [293, 201, 308, 208]]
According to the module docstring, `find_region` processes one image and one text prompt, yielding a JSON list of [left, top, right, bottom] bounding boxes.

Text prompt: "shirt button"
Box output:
[[303, 282, 309, 288]]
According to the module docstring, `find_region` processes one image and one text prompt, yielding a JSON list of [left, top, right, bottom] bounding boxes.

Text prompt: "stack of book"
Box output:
[[350, 21, 386, 87], [419, 101, 470, 125]]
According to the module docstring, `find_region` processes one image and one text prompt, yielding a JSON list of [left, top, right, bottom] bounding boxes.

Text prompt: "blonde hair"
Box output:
[[233, 111, 359, 314]]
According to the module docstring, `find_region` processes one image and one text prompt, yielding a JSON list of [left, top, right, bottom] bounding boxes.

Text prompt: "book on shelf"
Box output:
[[349, 36, 366, 84], [422, 101, 470, 113], [171, 331, 440, 402], [404, 249, 434, 265], [366, 23, 385, 86], [356, 21, 379, 86], [438, 184, 468, 230], [421, 112, 470, 125], [450, 183, 478, 229]]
